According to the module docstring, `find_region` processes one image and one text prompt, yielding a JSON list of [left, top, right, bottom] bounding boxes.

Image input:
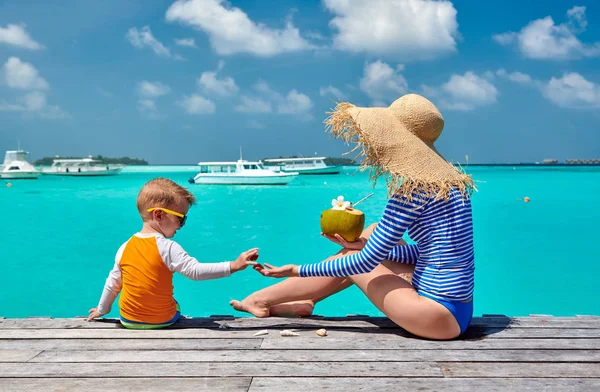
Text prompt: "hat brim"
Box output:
[[326, 102, 473, 200]]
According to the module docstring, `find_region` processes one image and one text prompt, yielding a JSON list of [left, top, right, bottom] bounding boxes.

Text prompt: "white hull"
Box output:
[[281, 166, 342, 175], [192, 173, 296, 185], [42, 168, 122, 176], [0, 171, 40, 179]]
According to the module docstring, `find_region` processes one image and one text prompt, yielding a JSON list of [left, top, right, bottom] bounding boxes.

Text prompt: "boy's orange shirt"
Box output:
[[118, 236, 177, 323]]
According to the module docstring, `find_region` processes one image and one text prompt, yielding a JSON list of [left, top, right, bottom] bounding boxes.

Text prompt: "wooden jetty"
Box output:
[[1, 315, 599, 391]]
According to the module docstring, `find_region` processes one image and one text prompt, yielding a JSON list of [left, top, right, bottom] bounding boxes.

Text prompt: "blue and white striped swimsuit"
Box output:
[[299, 188, 474, 332]]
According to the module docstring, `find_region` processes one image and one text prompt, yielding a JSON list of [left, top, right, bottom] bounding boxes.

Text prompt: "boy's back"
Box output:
[[119, 234, 178, 324]]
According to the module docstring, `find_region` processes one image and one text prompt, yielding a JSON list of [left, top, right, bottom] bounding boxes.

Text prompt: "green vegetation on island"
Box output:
[[34, 155, 148, 166]]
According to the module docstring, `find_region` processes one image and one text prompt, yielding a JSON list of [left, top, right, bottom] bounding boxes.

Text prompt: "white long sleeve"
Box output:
[[159, 237, 231, 280], [96, 243, 125, 315]]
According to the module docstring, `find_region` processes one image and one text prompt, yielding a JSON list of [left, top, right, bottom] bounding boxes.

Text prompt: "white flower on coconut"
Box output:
[[331, 195, 351, 210]]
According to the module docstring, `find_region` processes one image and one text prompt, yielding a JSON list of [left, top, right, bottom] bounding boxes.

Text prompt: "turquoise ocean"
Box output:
[[1, 165, 599, 319]]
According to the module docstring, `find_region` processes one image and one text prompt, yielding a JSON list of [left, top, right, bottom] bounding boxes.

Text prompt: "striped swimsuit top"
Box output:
[[298, 188, 475, 302]]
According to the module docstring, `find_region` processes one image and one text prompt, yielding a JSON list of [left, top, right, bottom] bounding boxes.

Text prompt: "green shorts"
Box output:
[[119, 303, 181, 330]]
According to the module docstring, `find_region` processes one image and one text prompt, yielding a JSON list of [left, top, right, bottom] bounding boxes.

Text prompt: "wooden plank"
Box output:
[[2, 338, 600, 351], [0, 338, 261, 351], [0, 350, 41, 362], [29, 349, 600, 363], [440, 362, 600, 378], [249, 378, 600, 392], [0, 378, 251, 391], [2, 326, 600, 339], [260, 337, 600, 350], [2, 316, 600, 329], [0, 362, 443, 378]]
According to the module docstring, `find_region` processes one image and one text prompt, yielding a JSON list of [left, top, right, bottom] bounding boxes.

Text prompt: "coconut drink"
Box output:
[[320, 196, 365, 242]]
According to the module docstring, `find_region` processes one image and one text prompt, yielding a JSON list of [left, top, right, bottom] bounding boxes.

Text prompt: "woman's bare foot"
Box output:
[[269, 301, 315, 317], [229, 296, 270, 318]]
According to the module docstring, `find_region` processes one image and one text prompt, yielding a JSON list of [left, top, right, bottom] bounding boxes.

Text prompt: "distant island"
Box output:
[[261, 156, 359, 166], [33, 155, 148, 166]]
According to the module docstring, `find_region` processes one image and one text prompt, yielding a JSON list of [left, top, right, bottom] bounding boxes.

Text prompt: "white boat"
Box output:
[[189, 160, 298, 185], [41, 156, 123, 176], [263, 157, 342, 175], [1, 150, 41, 179]]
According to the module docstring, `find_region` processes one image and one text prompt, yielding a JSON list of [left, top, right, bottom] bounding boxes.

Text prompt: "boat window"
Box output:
[[200, 166, 209, 173], [243, 165, 250, 170], [8, 166, 19, 170]]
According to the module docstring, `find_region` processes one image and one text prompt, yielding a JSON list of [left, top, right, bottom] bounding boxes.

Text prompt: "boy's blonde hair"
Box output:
[[137, 178, 196, 219]]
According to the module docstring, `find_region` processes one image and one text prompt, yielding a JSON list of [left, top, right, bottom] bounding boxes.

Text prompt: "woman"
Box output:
[[231, 94, 475, 340]]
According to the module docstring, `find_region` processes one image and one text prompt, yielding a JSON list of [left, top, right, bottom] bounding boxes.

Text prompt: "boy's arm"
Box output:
[[161, 239, 232, 280], [95, 258, 123, 315], [89, 243, 125, 320]]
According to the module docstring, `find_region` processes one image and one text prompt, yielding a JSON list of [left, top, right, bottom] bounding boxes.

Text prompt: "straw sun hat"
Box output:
[[325, 94, 474, 200]]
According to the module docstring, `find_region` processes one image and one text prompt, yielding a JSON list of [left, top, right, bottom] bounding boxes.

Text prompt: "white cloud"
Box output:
[[0, 24, 43, 50], [137, 98, 165, 120], [248, 119, 265, 129], [127, 26, 174, 58], [177, 94, 216, 114], [97, 87, 113, 97], [175, 38, 197, 47], [198, 71, 238, 97], [359, 61, 408, 105], [0, 57, 67, 119], [235, 96, 272, 113], [277, 89, 313, 114], [324, 0, 459, 60], [422, 71, 498, 111], [21, 90, 46, 111], [236, 81, 312, 115], [542, 73, 600, 108], [137, 99, 157, 112], [137, 81, 171, 97], [493, 6, 600, 60], [496, 69, 533, 84], [3, 57, 48, 90], [320, 85, 347, 100], [497, 68, 600, 109], [165, 0, 314, 56]]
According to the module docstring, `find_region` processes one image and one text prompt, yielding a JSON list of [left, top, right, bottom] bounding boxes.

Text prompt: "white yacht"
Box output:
[[41, 156, 123, 176], [1, 150, 41, 179], [189, 160, 298, 185], [263, 157, 342, 175]]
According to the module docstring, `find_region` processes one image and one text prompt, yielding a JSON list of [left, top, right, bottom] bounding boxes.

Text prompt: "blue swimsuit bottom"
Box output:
[[419, 291, 473, 335]]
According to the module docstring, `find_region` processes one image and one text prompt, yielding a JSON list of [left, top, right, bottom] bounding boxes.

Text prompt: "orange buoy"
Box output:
[[6, 183, 12, 188], [524, 196, 530, 203]]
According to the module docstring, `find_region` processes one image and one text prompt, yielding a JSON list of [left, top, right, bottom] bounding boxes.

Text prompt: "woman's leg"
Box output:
[[229, 248, 355, 318], [230, 224, 415, 317], [349, 263, 461, 340]]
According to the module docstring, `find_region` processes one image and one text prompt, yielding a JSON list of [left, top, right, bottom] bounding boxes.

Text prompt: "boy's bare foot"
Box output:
[[229, 297, 270, 318]]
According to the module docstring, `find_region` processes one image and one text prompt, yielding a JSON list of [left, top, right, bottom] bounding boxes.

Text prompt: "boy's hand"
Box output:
[[322, 233, 366, 250], [230, 248, 259, 273], [86, 308, 104, 322], [254, 263, 299, 278]]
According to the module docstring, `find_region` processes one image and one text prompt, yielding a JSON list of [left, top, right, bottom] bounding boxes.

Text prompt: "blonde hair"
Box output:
[[136, 178, 196, 219]]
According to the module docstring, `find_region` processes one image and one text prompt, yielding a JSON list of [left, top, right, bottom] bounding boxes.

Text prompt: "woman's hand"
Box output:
[[322, 233, 366, 250], [254, 263, 299, 278]]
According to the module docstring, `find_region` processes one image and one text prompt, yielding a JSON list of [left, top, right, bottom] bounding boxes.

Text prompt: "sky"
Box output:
[[0, 0, 599, 164]]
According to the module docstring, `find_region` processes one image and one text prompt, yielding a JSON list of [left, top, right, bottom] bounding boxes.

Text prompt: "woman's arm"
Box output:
[[299, 194, 428, 277], [387, 244, 420, 264]]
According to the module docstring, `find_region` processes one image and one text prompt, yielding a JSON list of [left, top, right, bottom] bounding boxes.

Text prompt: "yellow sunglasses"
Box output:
[[147, 207, 187, 228]]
